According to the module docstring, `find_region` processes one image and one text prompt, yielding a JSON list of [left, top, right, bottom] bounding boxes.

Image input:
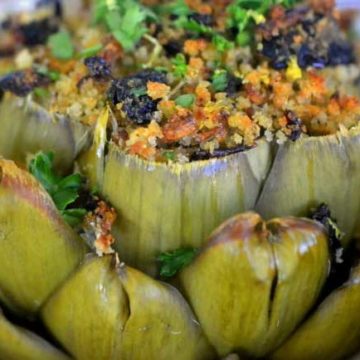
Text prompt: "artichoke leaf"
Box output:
[[41, 256, 128, 360], [100, 140, 271, 274], [0, 306, 70, 360], [0, 94, 91, 172], [78, 107, 109, 189], [0, 159, 86, 315], [119, 265, 215, 360], [271, 263, 360, 360], [179, 213, 329, 358], [42, 255, 215, 360], [256, 131, 360, 245]]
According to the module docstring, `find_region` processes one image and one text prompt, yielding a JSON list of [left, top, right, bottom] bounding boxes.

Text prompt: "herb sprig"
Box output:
[[93, 0, 157, 52], [29, 152, 87, 226], [157, 247, 198, 278], [227, 0, 300, 45]]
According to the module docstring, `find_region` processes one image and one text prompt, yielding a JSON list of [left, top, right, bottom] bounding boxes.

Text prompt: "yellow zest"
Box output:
[[286, 57, 302, 82]]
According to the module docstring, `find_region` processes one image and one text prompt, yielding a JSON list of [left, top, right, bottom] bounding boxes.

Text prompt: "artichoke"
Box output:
[[255, 129, 360, 245], [0, 161, 360, 359], [96, 131, 271, 273], [0, 0, 360, 358], [0, 307, 70, 360], [0, 95, 90, 173]]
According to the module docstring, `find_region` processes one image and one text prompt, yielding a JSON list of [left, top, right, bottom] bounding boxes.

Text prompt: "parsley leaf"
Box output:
[[47, 31, 74, 60], [130, 86, 147, 97], [212, 70, 228, 92], [29, 152, 86, 226], [78, 44, 103, 59], [226, 0, 301, 46], [175, 94, 195, 108], [157, 248, 198, 278], [93, 0, 155, 52], [171, 54, 188, 78], [174, 17, 232, 54], [156, 0, 191, 17]]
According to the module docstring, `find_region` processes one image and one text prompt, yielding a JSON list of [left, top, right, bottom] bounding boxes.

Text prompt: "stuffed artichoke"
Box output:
[[0, 0, 360, 359]]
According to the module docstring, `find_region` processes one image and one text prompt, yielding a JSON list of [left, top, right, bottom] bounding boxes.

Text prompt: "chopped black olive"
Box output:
[[18, 18, 58, 46], [327, 42, 354, 66], [225, 73, 243, 97], [163, 40, 183, 57], [297, 44, 326, 69], [108, 69, 167, 125], [188, 12, 214, 27], [190, 145, 249, 161], [0, 70, 50, 97], [311, 203, 344, 267], [311, 203, 355, 297], [285, 110, 303, 141], [84, 56, 112, 81]]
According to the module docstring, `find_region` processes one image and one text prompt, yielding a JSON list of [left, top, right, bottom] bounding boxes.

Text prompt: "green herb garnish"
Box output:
[[29, 152, 86, 226], [212, 70, 228, 92], [163, 151, 176, 161], [171, 54, 188, 78], [47, 31, 74, 60], [157, 248, 198, 278], [33, 87, 50, 99], [35, 66, 61, 82], [130, 86, 147, 97], [156, 0, 191, 17], [78, 44, 103, 59], [226, 0, 300, 45], [93, 0, 156, 52], [175, 94, 195, 108]]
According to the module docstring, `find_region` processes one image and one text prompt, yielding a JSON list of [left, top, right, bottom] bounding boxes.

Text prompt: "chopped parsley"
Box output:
[[93, 0, 157, 52], [29, 152, 86, 226], [157, 247, 198, 278], [175, 94, 195, 108], [78, 44, 103, 59], [35, 66, 61, 82], [130, 86, 147, 97], [226, 0, 300, 46], [47, 31, 74, 60], [171, 54, 188, 79], [212, 70, 229, 92]]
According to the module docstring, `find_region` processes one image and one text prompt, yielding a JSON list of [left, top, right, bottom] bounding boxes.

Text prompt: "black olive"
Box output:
[[327, 42, 354, 66], [18, 18, 58, 46], [108, 69, 167, 125], [188, 12, 214, 27], [163, 40, 183, 57], [285, 110, 303, 141], [84, 56, 112, 81], [0, 70, 49, 97], [297, 44, 326, 69]]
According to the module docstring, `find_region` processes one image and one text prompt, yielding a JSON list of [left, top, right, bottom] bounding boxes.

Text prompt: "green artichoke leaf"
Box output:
[[119, 265, 215, 360], [41, 256, 128, 360], [178, 212, 329, 358], [41, 255, 215, 360], [0, 307, 70, 360], [78, 107, 109, 189], [0, 159, 86, 315], [271, 263, 360, 360], [0, 94, 91, 173], [255, 130, 360, 245]]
